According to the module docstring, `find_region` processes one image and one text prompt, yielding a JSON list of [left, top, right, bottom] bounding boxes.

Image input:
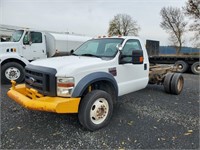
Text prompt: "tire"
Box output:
[[175, 61, 189, 73], [78, 90, 113, 131], [1, 62, 25, 84], [163, 73, 174, 93], [191, 62, 200, 75], [170, 73, 184, 95]]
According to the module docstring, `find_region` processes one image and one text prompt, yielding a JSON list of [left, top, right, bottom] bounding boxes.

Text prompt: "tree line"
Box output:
[[107, 0, 200, 53]]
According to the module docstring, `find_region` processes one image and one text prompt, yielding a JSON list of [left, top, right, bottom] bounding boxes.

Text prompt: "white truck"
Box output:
[[0, 29, 91, 84], [7, 36, 184, 131]]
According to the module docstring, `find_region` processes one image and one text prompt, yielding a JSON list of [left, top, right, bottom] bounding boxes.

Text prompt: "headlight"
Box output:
[[57, 77, 75, 97]]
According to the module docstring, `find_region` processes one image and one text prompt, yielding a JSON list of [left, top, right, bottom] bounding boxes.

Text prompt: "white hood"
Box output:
[[0, 42, 20, 54], [30, 56, 111, 77]]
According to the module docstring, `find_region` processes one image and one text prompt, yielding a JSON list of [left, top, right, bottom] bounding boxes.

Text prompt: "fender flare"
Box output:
[[0, 53, 30, 66], [72, 72, 118, 98]]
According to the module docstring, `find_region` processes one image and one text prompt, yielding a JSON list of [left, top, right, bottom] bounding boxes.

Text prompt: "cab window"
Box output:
[[122, 39, 142, 55], [30, 32, 42, 43]]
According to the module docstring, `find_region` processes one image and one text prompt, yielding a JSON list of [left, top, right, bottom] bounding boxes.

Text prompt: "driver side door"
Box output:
[[116, 39, 148, 95], [22, 31, 46, 61]]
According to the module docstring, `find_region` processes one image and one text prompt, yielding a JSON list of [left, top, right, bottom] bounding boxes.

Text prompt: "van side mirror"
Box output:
[[120, 50, 143, 64]]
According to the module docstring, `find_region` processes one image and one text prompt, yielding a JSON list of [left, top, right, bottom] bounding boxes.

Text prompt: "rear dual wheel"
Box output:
[[164, 73, 184, 95]]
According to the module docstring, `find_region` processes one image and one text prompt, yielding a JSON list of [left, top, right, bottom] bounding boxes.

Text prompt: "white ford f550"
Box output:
[[7, 36, 184, 131], [0, 29, 91, 84]]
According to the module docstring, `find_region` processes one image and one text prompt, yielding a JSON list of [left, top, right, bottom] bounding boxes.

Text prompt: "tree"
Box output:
[[108, 14, 140, 36], [160, 7, 187, 54], [184, 0, 200, 48], [184, 0, 200, 18]]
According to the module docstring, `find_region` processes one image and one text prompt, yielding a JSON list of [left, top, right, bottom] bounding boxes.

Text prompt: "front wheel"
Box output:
[[78, 90, 113, 131], [1, 62, 25, 84]]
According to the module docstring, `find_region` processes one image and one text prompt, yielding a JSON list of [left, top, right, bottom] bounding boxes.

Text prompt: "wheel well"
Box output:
[[1, 58, 26, 67], [82, 80, 118, 103]]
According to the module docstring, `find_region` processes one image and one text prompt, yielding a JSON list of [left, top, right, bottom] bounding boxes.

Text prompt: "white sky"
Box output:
[[0, 0, 189, 46]]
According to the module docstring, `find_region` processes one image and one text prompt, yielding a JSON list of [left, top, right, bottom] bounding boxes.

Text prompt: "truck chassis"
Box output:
[[149, 65, 183, 95]]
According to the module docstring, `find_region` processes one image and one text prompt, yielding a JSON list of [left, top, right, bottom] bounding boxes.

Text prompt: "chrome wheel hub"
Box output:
[[5, 67, 20, 80]]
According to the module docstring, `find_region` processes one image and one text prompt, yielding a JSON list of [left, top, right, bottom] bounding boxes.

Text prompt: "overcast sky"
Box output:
[[0, 0, 188, 46]]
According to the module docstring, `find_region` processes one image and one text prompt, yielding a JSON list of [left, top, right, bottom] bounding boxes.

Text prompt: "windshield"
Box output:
[[10, 30, 24, 42], [73, 38, 124, 58]]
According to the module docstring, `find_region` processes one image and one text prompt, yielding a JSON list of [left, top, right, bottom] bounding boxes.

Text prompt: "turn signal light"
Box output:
[[57, 82, 74, 88]]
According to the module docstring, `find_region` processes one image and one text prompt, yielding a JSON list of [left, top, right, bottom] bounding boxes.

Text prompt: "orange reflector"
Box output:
[[139, 56, 144, 62], [57, 82, 74, 87]]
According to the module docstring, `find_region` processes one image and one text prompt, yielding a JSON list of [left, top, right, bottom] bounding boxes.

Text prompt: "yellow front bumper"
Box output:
[[7, 81, 80, 113]]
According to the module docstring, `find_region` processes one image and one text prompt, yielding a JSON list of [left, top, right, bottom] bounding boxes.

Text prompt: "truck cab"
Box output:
[[1, 29, 47, 60], [8, 36, 150, 131]]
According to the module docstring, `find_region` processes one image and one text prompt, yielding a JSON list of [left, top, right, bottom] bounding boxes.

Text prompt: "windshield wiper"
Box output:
[[71, 53, 78, 56], [80, 54, 101, 58]]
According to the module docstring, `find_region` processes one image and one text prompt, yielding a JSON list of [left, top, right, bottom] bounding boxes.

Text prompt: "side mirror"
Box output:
[[116, 44, 123, 51], [70, 49, 74, 54], [23, 35, 29, 45], [23, 32, 31, 45], [120, 50, 143, 64], [132, 50, 143, 64]]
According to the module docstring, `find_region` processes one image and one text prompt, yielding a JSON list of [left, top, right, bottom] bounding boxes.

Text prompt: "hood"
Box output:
[[30, 56, 111, 76], [0, 42, 20, 54]]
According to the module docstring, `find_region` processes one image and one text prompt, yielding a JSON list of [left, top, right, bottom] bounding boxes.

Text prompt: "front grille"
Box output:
[[25, 64, 57, 96]]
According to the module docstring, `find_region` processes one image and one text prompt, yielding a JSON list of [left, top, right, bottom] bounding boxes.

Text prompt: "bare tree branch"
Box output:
[[183, 0, 200, 48], [160, 7, 187, 54]]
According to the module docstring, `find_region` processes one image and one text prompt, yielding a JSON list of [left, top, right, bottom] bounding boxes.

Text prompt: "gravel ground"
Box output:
[[0, 73, 199, 149]]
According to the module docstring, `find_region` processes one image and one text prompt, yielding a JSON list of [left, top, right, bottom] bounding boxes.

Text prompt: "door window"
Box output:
[[30, 32, 42, 43], [122, 39, 142, 55]]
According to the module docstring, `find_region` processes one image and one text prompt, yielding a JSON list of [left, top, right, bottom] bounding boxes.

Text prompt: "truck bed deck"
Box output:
[[149, 55, 199, 65]]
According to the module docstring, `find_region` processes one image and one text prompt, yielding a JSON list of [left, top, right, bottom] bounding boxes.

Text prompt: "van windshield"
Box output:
[[10, 30, 24, 42], [73, 38, 124, 58]]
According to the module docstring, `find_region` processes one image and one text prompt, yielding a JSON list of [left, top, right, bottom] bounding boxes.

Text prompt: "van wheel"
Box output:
[[175, 61, 189, 73], [1, 62, 25, 84], [163, 73, 174, 93], [191, 62, 200, 75], [171, 73, 184, 95], [78, 90, 113, 131]]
